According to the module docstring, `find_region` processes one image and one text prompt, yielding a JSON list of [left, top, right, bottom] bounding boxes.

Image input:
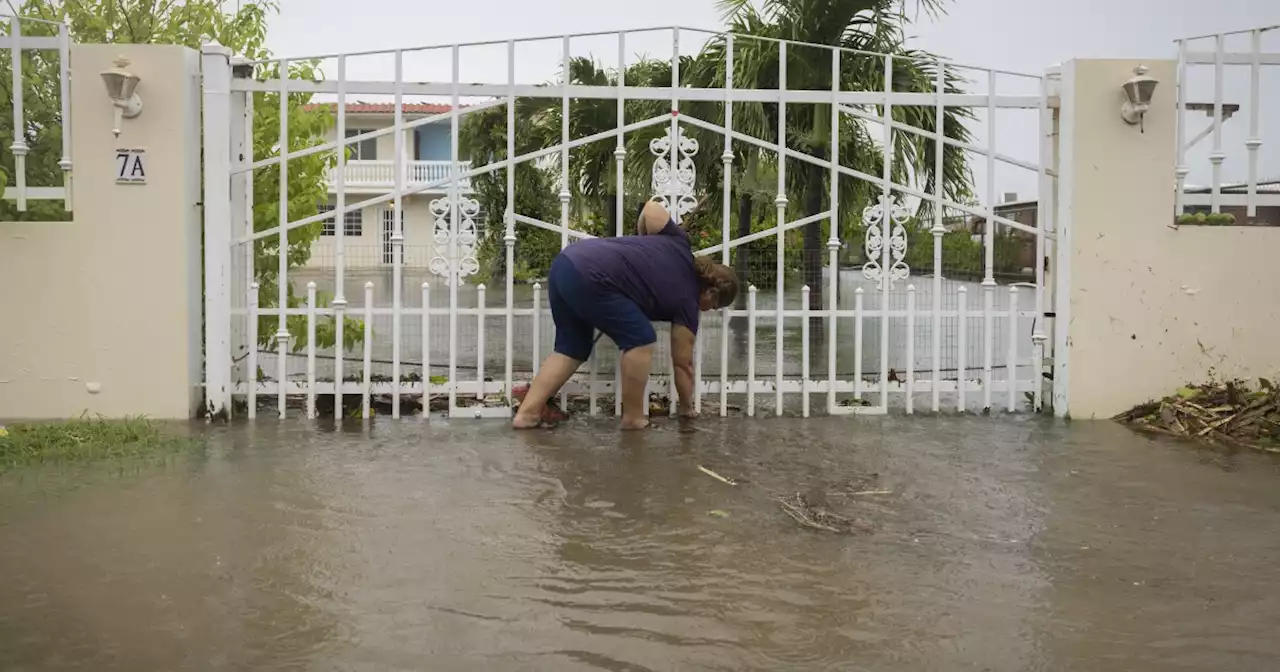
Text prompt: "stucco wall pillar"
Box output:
[[1055, 58, 1280, 419], [0, 44, 203, 419]]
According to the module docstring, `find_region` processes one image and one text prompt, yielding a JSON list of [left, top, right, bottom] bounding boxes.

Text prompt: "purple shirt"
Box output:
[[561, 220, 701, 333]]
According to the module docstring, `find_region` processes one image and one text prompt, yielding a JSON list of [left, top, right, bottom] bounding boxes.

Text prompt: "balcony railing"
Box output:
[[328, 160, 472, 191]]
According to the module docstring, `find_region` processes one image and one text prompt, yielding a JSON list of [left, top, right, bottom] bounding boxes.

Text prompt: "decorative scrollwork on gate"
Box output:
[[861, 199, 911, 290], [649, 125, 698, 219], [428, 197, 451, 279], [428, 196, 481, 285]]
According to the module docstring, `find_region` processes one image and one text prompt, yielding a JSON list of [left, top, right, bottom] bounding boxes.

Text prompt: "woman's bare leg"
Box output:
[[512, 353, 582, 428], [619, 344, 654, 430]]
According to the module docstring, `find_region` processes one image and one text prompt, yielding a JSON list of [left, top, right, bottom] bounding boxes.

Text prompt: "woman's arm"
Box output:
[[670, 324, 697, 416], [637, 200, 672, 236]]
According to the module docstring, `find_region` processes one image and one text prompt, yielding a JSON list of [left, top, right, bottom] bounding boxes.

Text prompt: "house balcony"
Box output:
[[327, 160, 473, 193]]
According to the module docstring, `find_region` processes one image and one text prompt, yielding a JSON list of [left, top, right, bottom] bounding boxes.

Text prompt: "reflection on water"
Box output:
[[2, 418, 1279, 670]]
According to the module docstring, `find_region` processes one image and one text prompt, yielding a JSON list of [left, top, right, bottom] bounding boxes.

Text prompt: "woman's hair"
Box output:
[[692, 256, 740, 308]]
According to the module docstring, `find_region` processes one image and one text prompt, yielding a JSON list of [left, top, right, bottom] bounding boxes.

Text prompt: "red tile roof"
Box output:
[[302, 102, 455, 114]]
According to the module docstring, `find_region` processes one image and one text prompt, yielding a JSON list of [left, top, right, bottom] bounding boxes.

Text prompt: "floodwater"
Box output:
[[2, 417, 1279, 671]]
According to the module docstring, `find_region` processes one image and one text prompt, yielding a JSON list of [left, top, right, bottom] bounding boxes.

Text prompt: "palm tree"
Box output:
[[688, 0, 976, 309], [459, 56, 683, 277], [530, 57, 672, 238], [458, 95, 559, 279]]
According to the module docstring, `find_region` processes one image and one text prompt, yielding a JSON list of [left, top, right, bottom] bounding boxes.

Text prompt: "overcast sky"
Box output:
[[263, 0, 1277, 204]]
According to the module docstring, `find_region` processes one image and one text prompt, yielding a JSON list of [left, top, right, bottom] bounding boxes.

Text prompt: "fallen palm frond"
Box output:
[[1114, 379, 1280, 453]]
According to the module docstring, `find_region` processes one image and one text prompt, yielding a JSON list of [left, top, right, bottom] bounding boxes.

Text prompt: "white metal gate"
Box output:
[[200, 26, 1058, 420]]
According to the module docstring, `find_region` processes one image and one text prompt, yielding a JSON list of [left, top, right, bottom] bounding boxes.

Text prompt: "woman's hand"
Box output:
[[670, 326, 697, 416]]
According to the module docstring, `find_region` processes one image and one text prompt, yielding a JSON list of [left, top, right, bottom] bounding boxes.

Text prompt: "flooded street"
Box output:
[[2, 417, 1279, 671]]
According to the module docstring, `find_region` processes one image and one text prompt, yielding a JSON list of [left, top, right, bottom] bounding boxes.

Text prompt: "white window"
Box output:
[[318, 203, 363, 237], [344, 128, 377, 160], [382, 208, 405, 264]]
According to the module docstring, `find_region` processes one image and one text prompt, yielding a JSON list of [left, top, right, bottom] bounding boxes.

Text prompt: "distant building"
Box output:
[[1182, 178, 1280, 225], [298, 102, 479, 270], [945, 193, 1039, 275]]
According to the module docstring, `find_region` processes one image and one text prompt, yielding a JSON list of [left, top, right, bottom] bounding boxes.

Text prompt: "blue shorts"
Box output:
[[548, 255, 656, 361]]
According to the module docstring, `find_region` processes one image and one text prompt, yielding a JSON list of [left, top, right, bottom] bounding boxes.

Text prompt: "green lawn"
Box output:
[[0, 416, 197, 470]]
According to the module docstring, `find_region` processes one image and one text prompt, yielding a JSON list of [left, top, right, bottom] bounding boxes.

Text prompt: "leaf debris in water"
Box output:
[[776, 493, 872, 535], [1115, 379, 1280, 454]]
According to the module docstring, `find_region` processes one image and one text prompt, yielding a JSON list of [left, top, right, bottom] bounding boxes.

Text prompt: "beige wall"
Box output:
[[1060, 59, 1280, 419], [0, 44, 202, 419]]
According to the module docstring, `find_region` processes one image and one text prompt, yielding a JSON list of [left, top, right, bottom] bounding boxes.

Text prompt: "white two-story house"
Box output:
[[301, 102, 477, 270]]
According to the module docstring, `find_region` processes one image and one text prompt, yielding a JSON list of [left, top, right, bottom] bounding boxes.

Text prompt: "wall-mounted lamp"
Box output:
[[1120, 64, 1158, 132], [100, 56, 143, 139]]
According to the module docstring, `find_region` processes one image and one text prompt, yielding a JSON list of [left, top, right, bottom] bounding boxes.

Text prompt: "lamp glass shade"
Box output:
[[118, 74, 140, 99], [101, 71, 140, 100], [1123, 77, 1157, 105]]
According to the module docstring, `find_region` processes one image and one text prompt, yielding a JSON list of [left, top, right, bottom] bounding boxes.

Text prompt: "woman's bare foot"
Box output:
[[619, 416, 650, 430], [512, 409, 544, 429]]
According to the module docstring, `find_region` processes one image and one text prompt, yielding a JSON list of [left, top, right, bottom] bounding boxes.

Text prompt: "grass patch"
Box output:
[[0, 416, 197, 470]]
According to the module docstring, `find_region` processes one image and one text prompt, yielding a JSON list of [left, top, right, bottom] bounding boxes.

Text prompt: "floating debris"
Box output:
[[708, 509, 730, 518], [697, 465, 737, 486], [1114, 379, 1280, 453], [776, 491, 871, 534]]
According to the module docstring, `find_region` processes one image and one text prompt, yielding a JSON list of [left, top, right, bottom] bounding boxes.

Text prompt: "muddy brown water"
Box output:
[[2, 417, 1279, 671]]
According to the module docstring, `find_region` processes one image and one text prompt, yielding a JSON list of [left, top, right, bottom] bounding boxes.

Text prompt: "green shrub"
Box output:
[[1178, 211, 1238, 226]]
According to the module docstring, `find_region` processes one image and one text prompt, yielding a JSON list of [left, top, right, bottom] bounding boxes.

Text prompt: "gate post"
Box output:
[[202, 41, 234, 418], [1051, 61, 1074, 418], [1051, 58, 1180, 419]]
